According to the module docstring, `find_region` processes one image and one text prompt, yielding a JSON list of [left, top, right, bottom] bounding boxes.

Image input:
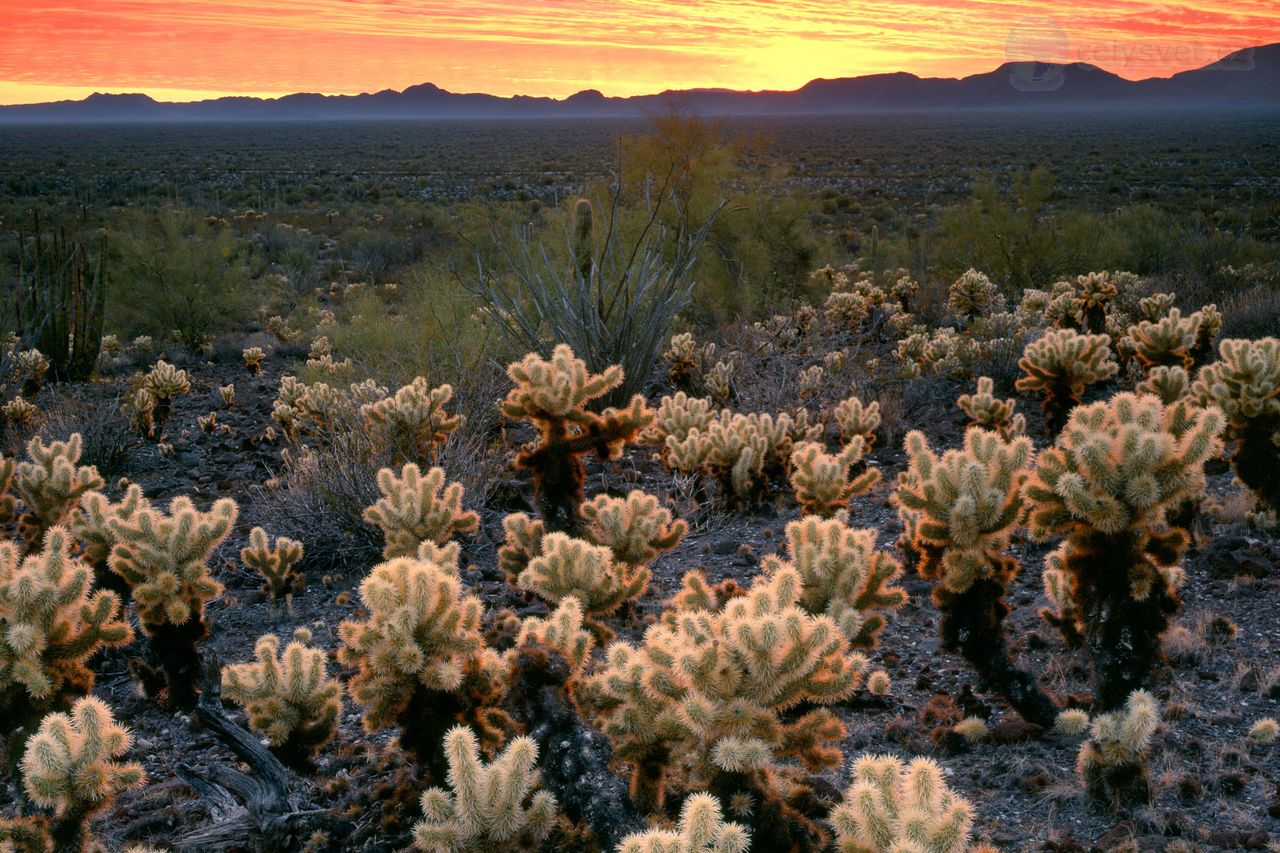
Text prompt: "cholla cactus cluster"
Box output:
[[412, 725, 558, 852], [516, 533, 648, 640], [1024, 393, 1224, 709], [11, 434, 104, 548], [1, 396, 39, 427], [242, 346, 265, 375], [361, 378, 461, 464], [957, 377, 1025, 439], [830, 755, 989, 853], [759, 516, 905, 647], [502, 344, 652, 531], [10, 349, 50, 397], [221, 627, 341, 764], [664, 332, 700, 390], [617, 793, 749, 853], [789, 439, 879, 517], [1077, 689, 1159, 807], [947, 269, 1003, 325], [363, 463, 480, 559], [241, 526, 305, 599], [833, 395, 880, 447], [1016, 329, 1118, 436], [665, 410, 816, 506], [141, 360, 191, 431]]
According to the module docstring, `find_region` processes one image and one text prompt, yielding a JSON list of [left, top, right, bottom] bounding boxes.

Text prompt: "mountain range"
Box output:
[[2, 44, 1277, 123]]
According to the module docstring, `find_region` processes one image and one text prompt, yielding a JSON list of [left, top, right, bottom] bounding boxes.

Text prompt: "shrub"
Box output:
[[896, 428, 1057, 726], [1023, 393, 1224, 709], [412, 725, 559, 853], [221, 628, 341, 766]]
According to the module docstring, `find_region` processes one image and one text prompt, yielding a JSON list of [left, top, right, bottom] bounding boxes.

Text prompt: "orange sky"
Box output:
[[1, 0, 1278, 105]]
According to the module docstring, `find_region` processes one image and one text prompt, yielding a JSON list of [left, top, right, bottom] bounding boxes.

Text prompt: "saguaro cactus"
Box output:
[[502, 345, 652, 532], [1023, 393, 1224, 709], [108, 496, 237, 710], [896, 428, 1057, 726]]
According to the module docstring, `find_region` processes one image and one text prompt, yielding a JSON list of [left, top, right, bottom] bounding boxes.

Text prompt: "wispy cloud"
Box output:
[[0, 0, 1276, 103]]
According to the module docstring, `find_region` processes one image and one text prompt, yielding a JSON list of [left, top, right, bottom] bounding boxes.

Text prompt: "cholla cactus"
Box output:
[[412, 725, 558, 853], [10, 350, 50, 397], [665, 332, 700, 390], [587, 568, 865, 817], [361, 378, 462, 464], [337, 544, 488, 766], [1073, 272, 1120, 334], [1126, 308, 1198, 370], [666, 411, 813, 507], [1016, 329, 1118, 436], [108, 496, 237, 709], [0, 529, 132, 740], [1188, 304, 1222, 367], [947, 269, 1003, 325], [1, 396, 39, 427], [617, 793, 749, 853], [759, 516, 905, 648], [833, 396, 881, 447], [1135, 365, 1190, 404], [20, 697, 144, 851], [241, 526, 304, 599], [242, 346, 265, 375], [221, 628, 340, 765], [789, 440, 879, 517], [824, 290, 877, 330], [957, 377, 1025, 440], [515, 597, 595, 673], [704, 360, 735, 406], [1191, 338, 1280, 514], [579, 490, 686, 567], [896, 428, 1056, 725], [142, 360, 191, 431], [363, 464, 480, 559], [1077, 689, 1159, 807], [830, 755, 985, 853], [517, 533, 647, 640], [126, 388, 155, 438], [1023, 393, 1224, 709], [797, 366, 825, 401], [68, 484, 149, 590], [1138, 292, 1176, 322], [641, 393, 720, 454], [219, 383, 235, 407], [1039, 545, 1083, 647], [13, 434, 104, 549], [196, 411, 219, 434], [502, 345, 652, 532]]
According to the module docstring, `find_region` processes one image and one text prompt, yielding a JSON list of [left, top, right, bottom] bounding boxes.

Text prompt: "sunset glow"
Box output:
[[1, 0, 1278, 105]]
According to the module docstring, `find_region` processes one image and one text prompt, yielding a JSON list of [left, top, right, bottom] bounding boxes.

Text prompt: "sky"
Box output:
[[1, 0, 1278, 105]]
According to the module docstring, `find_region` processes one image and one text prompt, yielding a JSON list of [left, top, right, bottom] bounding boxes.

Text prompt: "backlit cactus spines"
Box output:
[[503, 344, 653, 532], [10, 349, 50, 397], [0, 455, 16, 525], [221, 627, 341, 765], [833, 395, 881, 448], [1138, 292, 1176, 322], [515, 596, 595, 673], [413, 725, 559, 853], [1190, 337, 1280, 514], [957, 377, 1025, 440], [640, 392, 719, 453], [947, 268, 1003, 325], [517, 532, 648, 640], [665, 411, 811, 507], [108, 496, 237, 709], [1039, 545, 1083, 647], [363, 463, 480, 559], [242, 346, 265, 375], [497, 512, 546, 581], [665, 332, 700, 390], [0, 528, 132, 722], [617, 793, 750, 853], [1, 396, 39, 428], [141, 360, 191, 431], [20, 697, 144, 850], [1073, 272, 1120, 334], [896, 428, 1056, 725], [578, 490, 687, 568], [1023, 393, 1224, 710], [69, 484, 149, 581], [14, 434, 104, 549], [703, 360, 735, 405], [1077, 689, 1159, 807], [240, 526, 304, 599], [789, 439, 880, 518], [760, 516, 905, 648], [829, 754, 982, 853], [1016, 328, 1118, 436], [1135, 364, 1190, 404], [1126, 308, 1198, 370], [360, 378, 462, 464]]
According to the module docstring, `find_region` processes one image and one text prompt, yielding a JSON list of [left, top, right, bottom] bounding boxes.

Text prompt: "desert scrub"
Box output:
[[412, 725, 558, 852], [221, 628, 341, 767], [1016, 328, 1118, 436], [363, 463, 480, 559], [896, 427, 1058, 726], [20, 697, 145, 852], [502, 344, 652, 532], [107, 496, 237, 710], [587, 567, 865, 848], [830, 754, 994, 853], [759, 515, 905, 647], [789, 439, 879, 517], [1191, 337, 1280, 515], [0, 527, 132, 769], [1023, 393, 1224, 710]]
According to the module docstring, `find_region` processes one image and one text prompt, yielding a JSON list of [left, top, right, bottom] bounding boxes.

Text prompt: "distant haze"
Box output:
[[3, 1, 1280, 105]]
